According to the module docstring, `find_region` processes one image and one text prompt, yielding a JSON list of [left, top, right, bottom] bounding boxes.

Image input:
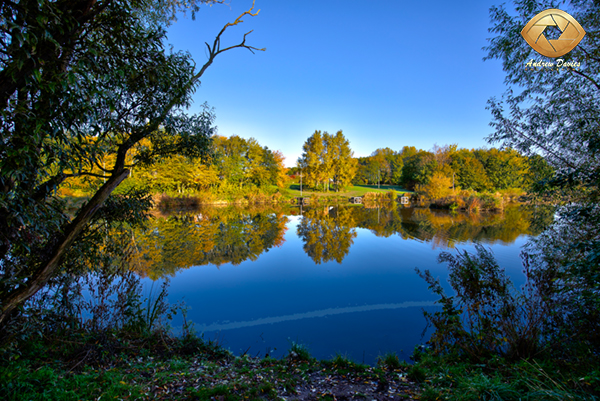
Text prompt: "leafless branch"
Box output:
[[580, 47, 600, 64], [192, 0, 265, 82]]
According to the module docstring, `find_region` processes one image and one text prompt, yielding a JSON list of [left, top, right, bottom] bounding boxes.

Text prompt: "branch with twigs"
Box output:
[[193, 0, 265, 81]]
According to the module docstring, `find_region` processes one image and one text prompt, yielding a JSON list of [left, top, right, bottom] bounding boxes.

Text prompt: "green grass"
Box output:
[[0, 362, 147, 401], [287, 341, 312, 362], [5, 327, 598, 401], [286, 183, 412, 198], [411, 350, 600, 401], [0, 333, 417, 401], [377, 352, 403, 370]]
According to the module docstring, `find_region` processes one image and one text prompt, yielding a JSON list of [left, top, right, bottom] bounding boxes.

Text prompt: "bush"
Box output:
[[287, 341, 311, 362], [416, 245, 551, 362], [416, 172, 453, 201], [377, 352, 402, 370], [155, 193, 216, 209], [499, 188, 524, 203], [465, 195, 481, 213], [478, 193, 503, 211]]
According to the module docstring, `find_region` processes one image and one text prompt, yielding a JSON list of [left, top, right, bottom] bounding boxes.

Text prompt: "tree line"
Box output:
[[292, 132, 553, 196], [70, 135, 287, 195], [353, 144, 553, 193]]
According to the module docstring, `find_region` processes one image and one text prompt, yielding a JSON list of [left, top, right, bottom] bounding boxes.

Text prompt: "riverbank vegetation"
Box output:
[[409, 0, 600, 399], [0, 267, 422, 400], [56, 128, 548, 210]]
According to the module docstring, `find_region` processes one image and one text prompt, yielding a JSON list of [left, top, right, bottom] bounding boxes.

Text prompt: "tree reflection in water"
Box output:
[[296, 206, 358, 264], [353, 204, 552, 248], [130, 205, 289, 280], [130, 203, 553, 278], [297, 203, 553, 263]]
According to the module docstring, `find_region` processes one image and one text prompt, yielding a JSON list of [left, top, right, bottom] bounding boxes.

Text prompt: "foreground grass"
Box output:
[[411, 349, 600, 401], [0, 331, 421, 400], [4, 326, 599, 400], [6, 332, 598, 401]]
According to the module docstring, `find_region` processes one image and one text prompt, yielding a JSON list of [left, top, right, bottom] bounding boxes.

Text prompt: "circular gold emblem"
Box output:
[[521, 9, 586, 58]]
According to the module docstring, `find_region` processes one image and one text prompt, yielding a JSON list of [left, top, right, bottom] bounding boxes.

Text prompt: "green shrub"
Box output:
[[477, 193, 503, 210], [377, 352, 402, 370], [416, 245, 550, 361], [287, 341, 311, 362], [407, 364, 427, 383]]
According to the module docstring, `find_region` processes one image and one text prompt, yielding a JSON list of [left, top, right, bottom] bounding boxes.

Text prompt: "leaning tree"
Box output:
[[0, 0, 264, 326]]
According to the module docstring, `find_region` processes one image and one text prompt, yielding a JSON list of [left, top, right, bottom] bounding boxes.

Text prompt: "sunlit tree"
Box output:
[[0, 0, 264, 325]]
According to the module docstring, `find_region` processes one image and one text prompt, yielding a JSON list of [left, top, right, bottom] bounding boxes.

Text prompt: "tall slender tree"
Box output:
[[299, 130, 356, 191], [299, 130, 325, 189], [330, 130, 357, 191]]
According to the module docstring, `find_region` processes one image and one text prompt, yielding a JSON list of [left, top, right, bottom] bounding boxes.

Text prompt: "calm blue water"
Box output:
[[140, 205, 539, 365]]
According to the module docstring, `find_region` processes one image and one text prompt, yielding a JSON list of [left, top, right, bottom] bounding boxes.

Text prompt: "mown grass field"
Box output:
[[285, 182, 413, 199]]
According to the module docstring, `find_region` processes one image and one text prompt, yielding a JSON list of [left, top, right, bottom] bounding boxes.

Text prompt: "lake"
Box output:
[[132, 203, 552, 365]]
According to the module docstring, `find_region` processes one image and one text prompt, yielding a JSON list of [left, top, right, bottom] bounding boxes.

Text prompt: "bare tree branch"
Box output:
[[193, 0, 265, 82]]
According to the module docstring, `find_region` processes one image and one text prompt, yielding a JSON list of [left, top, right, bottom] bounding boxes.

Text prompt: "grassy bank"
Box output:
[[6, 327, 596, 401], [286, 183, 410, 198], [412, 350, 600, 400], [1, 329, 423, 400], [61, 182, 528, 214], [151, 183, 412, 209]]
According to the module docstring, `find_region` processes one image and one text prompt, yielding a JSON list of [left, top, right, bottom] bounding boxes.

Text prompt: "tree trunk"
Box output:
[[0, 169, 130, 327]]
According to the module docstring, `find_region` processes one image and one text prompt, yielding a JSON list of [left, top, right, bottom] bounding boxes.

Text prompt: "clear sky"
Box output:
[[165, 0, 508, 166]]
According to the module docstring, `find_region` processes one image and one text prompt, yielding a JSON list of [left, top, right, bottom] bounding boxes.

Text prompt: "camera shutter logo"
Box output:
[[521, 9, 585, 58]]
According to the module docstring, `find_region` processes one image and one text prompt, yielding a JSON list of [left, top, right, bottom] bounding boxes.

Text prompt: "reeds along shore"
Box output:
[[154, 188, 525, 212]]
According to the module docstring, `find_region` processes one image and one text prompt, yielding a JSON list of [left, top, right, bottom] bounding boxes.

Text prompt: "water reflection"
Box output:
[[296, 206, 357, 264], [195, 301, 437, 332], [130, 205, 290, 280], [134, 202, 554, 364], [353, 206, 544, 247], [132, 203, 552, 279]]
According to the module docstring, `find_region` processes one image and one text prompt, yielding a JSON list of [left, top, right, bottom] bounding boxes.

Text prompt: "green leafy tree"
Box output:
[[475, 148, 529, 190], [299, 130, 326, 190], [417, 172, 453, 200], [213, 135, 249, 187], [390, 155, 404, 186], [0, 0, 264, 326], [370, 148, 394, 183], [299, 130, 356, 191], [451, 149, 491, 191], [329, 130, 357, 190], [524, 154, 555, 192], [354, 157, 380, 185], [354, 148, 403, 186], [399, 145, 418, 159], [401, 150, 437, 190], [211, 135, 283, 189], [485, 0, 600, 355]]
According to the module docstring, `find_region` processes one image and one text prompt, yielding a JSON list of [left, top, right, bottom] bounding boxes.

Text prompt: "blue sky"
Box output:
[[166, 0, 509, 166]]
